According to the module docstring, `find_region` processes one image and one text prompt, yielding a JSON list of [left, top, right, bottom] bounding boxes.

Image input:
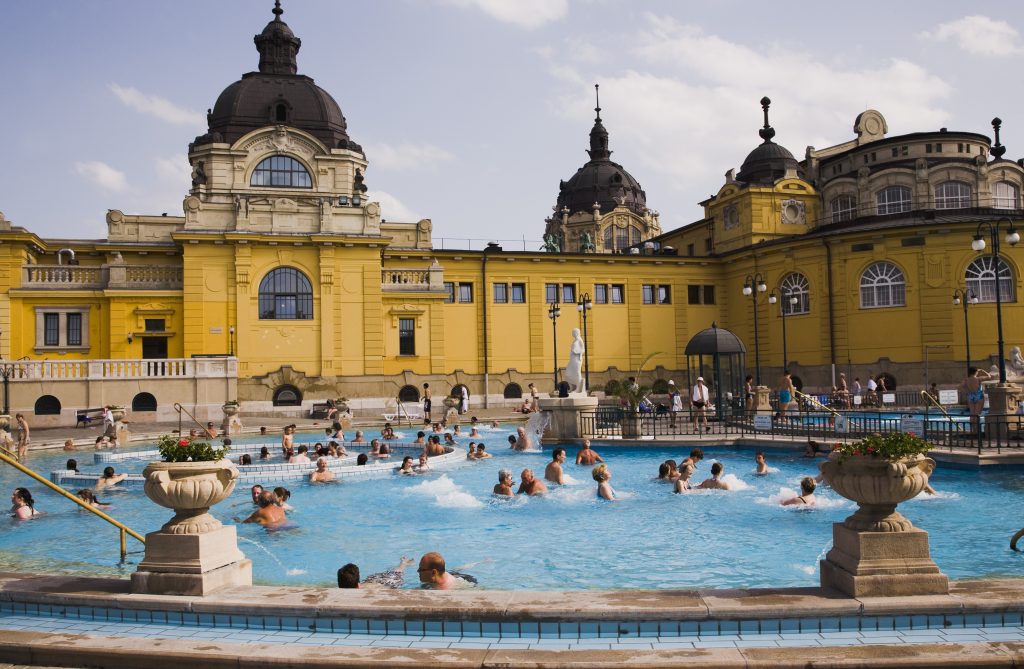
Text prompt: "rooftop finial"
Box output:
[[272, 0, 283, 19], [758, 96, 776, 143], [594, 83, 601, 122], [991, 117, 1006, 159]]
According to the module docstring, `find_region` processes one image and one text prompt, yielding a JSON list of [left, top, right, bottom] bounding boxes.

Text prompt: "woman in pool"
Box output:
[[593, 464, 616, 501], [273, 487, 294, 511], [356, 453, 368, 466], [673, 449, 703, 492], [466, 443, 477, 459], [66, 459, 79, 473], [754, 451, 769, 475], [398, 456, 416, 475], [239, 453, 252, 466], [76, 489, 109, 509], [259, 446, 271, 460], [11, 488, 39, 519], [781, 477, 816, 506], [376, 443, 391, 459], [444, 433, 456, 446]]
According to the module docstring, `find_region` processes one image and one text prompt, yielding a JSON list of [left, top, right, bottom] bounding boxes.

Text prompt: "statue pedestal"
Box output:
[[820, 524, 948, 597], [539, 395, 599, 443], [986, 383, 1021, 440], [755, 385, 773, 414], [132, 525, 252, 596], [113, 421, 130, 447]]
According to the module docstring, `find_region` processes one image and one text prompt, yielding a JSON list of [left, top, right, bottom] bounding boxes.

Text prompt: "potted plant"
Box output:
[[221, 400, 240, 416], [142, 435, 236, 535], [616, 353, 660, 438], [820, 432, 935, 532]]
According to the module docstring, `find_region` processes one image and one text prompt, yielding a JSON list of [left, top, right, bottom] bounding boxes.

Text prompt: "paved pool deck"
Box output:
[[0, 573, 1022, 667]]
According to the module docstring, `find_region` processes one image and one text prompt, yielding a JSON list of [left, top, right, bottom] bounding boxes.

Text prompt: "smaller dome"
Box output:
[[685, 323, 746, 355], [736, 97, 804, 185]]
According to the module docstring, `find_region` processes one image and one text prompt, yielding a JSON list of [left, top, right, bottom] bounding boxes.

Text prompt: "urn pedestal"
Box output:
[[819, 453, 948, 597], [539, 395, 599, 443], [220, 402, 243, 436], [132, 459, 251, 596], [754, 385, 773, 414]]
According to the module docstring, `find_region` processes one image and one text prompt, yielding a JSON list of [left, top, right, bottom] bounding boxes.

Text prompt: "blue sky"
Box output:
[[3, 1, 1024, 246]]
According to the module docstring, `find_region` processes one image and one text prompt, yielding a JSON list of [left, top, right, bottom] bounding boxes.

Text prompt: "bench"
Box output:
[[309, 402, 334, 420], [383, 402, 423, 423], [76, 408, 105, 428]]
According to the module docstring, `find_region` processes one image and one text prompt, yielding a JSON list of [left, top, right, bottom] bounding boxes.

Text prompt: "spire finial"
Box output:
[[272, 0, 283, 19], [758, 96, 776, 142], [991, 117, 1006, 159], [594, 84, 601, 122]]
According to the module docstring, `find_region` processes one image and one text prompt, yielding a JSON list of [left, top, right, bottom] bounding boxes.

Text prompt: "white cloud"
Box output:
[[108, 83, 205, 126], [919, 15, 1022, 56], [547, 16, 952, 189], [444, 0, 567, 29], [74, 161, 128, 192], [155, 157, 191, 183], [364, 142, 455, 172], [367, 190, 420, 222]]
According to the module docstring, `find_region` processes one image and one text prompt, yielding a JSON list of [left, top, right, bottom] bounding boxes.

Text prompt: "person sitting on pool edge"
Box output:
[[238, 490, 287, 526], [698, 462, 730, 490], [337, 556, 415, 589], [544, 448, 566, 484], [493, 469, 514, 497], [781, 476, 816, 506], [417, 552, 476, 590], [516, 469, 547, 496], [575, 439, 603, 465]]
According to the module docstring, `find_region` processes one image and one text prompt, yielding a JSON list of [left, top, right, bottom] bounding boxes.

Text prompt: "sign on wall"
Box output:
[[938, 389, 959, 405], [753, 414, 772, 431]]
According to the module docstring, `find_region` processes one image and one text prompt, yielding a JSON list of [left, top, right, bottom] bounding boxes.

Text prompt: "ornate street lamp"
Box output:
[[742, 273, 768, 385], [577, 293, 593, 392], [971, 217, 1020, 383], [768, 287, 800, 374], [952, 288, 978, 378], [548, 303, 562, 388], [228, 326, 236, 357]]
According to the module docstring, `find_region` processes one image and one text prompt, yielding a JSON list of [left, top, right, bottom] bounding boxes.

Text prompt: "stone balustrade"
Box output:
[[5, 357, 236, 382], [381, 263, 445, 292], [22, 264, 183, 290]]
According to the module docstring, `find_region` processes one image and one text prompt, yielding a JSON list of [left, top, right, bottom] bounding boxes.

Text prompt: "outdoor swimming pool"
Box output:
[[2, 433, 1022, 590]]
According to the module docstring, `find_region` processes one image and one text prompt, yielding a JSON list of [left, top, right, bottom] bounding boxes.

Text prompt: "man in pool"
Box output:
[[513, 426, 532, 451], [240, 490, 287, 526], [544, 448, 566, 484], [309, 457, 335, 482], [290, 444, 312, 464], [698, 462, 730, 490], [575, 439, 603, 465], [417, 552, 475, 589], [754, 451, 769, 475], [475, 443, 491, 459], [493, 469, 514, 496], [516, 468, 547, 496], [250, 484, 264, 504]]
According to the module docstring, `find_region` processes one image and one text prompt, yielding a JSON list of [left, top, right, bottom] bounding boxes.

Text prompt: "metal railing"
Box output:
[[174, 402, 209, 438], [794, 389, 839, 416], [0, 450, 144, 559]]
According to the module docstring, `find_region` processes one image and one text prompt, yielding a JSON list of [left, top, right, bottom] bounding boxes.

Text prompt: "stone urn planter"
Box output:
[[142, 459, 239, 535], [336, 398, 350, 414], [443, 396, 460, 410], [820, 452, 935, 532], [620, 413, 643, 439], [221, 402, 239, 417], [109, 406, 126, 422]]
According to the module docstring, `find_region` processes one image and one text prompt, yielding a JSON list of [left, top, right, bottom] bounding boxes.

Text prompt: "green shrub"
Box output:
[[157, 434, 230, 463], [833, 432, 931, 463]]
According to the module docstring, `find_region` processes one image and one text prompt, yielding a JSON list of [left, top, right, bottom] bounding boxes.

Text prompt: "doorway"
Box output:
[[142, 337, 168, 359]]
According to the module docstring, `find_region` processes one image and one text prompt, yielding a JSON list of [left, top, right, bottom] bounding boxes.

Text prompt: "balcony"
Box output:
[[3, 357, 236, 382], [381, 262, 445, 293], [21, 264, 184, 290]]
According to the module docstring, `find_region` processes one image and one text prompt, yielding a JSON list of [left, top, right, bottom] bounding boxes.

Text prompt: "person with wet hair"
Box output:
[[544, 448, 566, 485], [66, 459, 79, 473], [273, 487, 294, 511], [11, 487, 38, 518], [782, 477, 817, 506], [698, 462, 730, 490], [493, 469, 514, 497], [239, 490, 286, 526], [96, 466, 127, 489], [76, 489, 108, 508]]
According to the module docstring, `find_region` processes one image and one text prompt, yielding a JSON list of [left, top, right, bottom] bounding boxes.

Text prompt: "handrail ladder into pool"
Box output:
[[793, 389, 838, 416], [0, 450, 144, 560], [0, 442, 18, 462], [173, 401, 208, 438], [1013, 527, 1024, 551]]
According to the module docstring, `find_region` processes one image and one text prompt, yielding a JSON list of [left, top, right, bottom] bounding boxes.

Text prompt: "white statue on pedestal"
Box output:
[[564, 328, 585, 394], [1009, 346, 1024, 381]]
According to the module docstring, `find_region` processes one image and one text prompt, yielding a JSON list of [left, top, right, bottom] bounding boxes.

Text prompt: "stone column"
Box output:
[[539, 395, 599, 443], [754, 385, 772, 414], [986, 382, 1021, 441], [220, 403, 243, 436]]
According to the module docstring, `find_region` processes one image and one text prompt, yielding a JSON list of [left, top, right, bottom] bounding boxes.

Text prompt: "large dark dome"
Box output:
[[555, 99, 647, 217], [735, 96, 803, 185], [193, 2, 361, 153]]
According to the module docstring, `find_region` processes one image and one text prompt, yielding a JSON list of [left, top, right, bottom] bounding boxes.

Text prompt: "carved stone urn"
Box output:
[[820, 452, 935, 532], [109, 406, 126, 422], [221, 402, 239, 417], [142, 459, 239, 534]]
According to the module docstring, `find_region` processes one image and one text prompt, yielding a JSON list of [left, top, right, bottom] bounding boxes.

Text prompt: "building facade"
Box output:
[[1, 6, 1022, 425]]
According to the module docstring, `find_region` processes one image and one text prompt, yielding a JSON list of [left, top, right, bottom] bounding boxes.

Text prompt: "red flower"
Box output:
[[179, 439, 189, 446]]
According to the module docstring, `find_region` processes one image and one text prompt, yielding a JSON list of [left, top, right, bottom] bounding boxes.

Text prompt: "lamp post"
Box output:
[[952, 288, 978, 378], [971, 217, 1020, 383], [577, 292, 592, 392], [742, 273, 768, 385], [768, 287, 799, 374], [548, 303, 562, 388], [228, 326, 236, 357]]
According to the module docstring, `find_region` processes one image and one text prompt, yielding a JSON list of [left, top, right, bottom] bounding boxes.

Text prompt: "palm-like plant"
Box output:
[[617, 352, 662, 412]]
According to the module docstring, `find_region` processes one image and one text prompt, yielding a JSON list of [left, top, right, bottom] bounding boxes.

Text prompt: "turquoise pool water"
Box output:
[[2, 434, 1022, 590]]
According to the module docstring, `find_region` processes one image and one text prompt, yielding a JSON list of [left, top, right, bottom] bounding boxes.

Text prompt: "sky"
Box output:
[[3, 1, 1024, 248]]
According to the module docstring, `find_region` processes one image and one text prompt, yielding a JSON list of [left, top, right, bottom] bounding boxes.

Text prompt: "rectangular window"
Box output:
[[687, 243, 695, 257], [510, 283, 525, 303], [545, 283, 558, 304], [688, 285, 701, 305], [703, 285, 716, 305], [144, 318, 165, 332], [891, 147, 899, 158], [443, 282, 455, 304], [44, 313, 59, 346], [561, 284, 576, 304], [610, 284, 624, 304], [458, 282, 473, 303], [594, 284, 608, 304], [398, 318, 415, 356], [658, 285, 671, 305], [704, 238, 713, 253], [66, 313, 82, 346], [493, 283, 508, 304], [642, 285, 655, 304], [926, 144, 932, 153]]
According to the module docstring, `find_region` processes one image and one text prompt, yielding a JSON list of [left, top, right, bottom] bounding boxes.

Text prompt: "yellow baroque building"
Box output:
[[1, 6, 1022, 425]]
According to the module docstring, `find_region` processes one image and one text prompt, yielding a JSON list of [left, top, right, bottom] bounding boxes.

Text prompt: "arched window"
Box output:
[[779, 273, 810, 315], [398, 385, 420, 402], [33, 395, 61, 416], [966, 255, 1016, 303], [503, 382, 523, 399], [629, 226, 641, 246], [275, 103, 288, 123], [132, 392, 158, 412], [860, 262, 906, 308], [993, 181, 1019, 209], [250, 155, 312, 188], [615, 227, 628, 250], [258, 267, 313, 320], [875, 186, 912, 215], [830, 195, 857, 223], [603, 226, 614, 250], [273, 385, 302, 407], [935, 181, 972, 209]]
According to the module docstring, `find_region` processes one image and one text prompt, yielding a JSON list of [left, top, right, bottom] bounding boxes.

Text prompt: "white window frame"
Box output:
[[830, 195, 857, 223], [859, 262, 906, 309], [780, 273, 810, 315], [875, 186, 912, 215], [993, 181, 1019, 209], [934, 181, 972, 210], [966, 255, 1016, 303], [34, 307, 90, 352]]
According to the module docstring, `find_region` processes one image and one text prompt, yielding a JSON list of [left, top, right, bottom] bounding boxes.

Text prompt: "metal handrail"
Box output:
[[0, 450, 144, 560], [794, 389, 840, 417], [920, 390, 953, 421], [1013, 528, 1024, 551], [173, 402, 208, 437]]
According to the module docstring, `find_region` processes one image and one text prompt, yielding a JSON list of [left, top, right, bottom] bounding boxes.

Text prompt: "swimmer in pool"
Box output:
[[309, 457, 335, 482], [593, 464, 616, 501], [250, 484, 264, 504], [755, 451, 769, 475], [238, 491, 287, 526], [781, 477, 816, 506], [96, 466, 128, 489], [474, 444, 491, 459], [698, 462, 730, 490], [544, 448, 566, 485], [493, 469, 514, 497], [337, 557, 415, 589], [575, 439, 603, 465], [516, 469, 547, 496], [466, 443, 477, 459], [417, 552, 475, 590], [513, 426, 532, 451], [673, 449, 704, 492]]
